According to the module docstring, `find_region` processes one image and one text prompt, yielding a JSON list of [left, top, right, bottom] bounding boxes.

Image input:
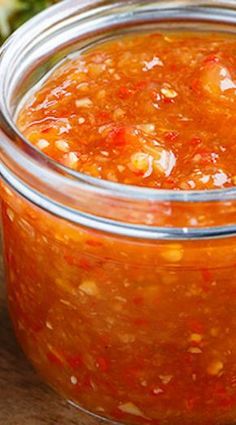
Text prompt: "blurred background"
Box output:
[[0, 0, 59, 44]]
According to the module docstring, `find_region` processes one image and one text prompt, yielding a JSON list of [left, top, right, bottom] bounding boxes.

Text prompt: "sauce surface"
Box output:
[[18, 31, 236, 190]]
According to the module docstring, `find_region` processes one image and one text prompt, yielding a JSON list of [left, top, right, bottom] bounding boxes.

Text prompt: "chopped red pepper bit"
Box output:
[[190, 137, 202, 146], [107, 127, 127, 146], [96, 111, 111, 122], [164, 131, 179, 142], [67, 355, 83, 369], [133, 80, 148, 91], [96, 357, 110, 373], [190, 78, 201, 94], [118, 86, 134, 99], [162, 97, 175, 105], [47, 351, 63, 366], [201, 268, 214, 292], [41, 127, 51, 134], [202, 268, 213, 284], [203, 54, 220, 65], [187, 319, 205, 334], [86, 239, 104, 247], [64, 254, 92, 271]]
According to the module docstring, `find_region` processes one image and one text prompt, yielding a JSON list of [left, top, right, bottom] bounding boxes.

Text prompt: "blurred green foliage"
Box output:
[[0, 0, 57, 44]]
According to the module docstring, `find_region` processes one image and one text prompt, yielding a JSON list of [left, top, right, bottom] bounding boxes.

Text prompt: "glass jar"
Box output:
[[2, 1, 236, 424]]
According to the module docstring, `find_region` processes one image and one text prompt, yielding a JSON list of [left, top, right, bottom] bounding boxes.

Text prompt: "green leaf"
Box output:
[[0, 0, 56, 42]]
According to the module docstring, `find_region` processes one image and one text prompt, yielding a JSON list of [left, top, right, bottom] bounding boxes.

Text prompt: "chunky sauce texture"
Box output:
[[18, 32, 236, 190], [3, 31, 236, 425]]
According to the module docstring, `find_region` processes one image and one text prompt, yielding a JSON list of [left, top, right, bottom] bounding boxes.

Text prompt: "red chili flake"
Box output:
[[64, 254, 91, 271], [149, 32, 162, 38], [86, 239, 103, 247], [79, 258, 92, 271], [204, 54, 220, 65], [190, 78, 200, 94], [202, 268, 213, 284], [64, 254, 76, 265], [47, 351, 63, 366], [190, 137, 201, 146], [96, 356, 109, 372], [170, 64, 178, 72], [201, 268, 214, 292], [162, 97, 175, 105], [67, 355, 83, 369], [118, 86, 134, 99], [165, 177, 176, 186], [96, 111, 111, 122], [41, 127, 51, 134], [107, 127, 127, 146], [151, 90, 159, 101], [164, 131, 179, 142], [187, 319, 204, 334]]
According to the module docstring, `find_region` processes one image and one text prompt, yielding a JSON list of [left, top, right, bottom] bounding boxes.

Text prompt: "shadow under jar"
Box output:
[[2, 1, 236, 424]]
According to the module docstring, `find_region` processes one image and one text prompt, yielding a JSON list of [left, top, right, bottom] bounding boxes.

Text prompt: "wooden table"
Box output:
[[0, 257, 100, 425]]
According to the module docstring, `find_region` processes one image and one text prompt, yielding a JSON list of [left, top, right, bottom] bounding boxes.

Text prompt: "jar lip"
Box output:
[[1, 0, 236, 241]]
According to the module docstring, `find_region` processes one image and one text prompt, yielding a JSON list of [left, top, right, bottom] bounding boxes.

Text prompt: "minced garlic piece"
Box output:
[[37, 139, 49, 150], [63, 152, 79, 169], [55, 140, 69, 152], [75, 97, 93, 108], [118, 402, 145, 417], [161, 86, 178, 99], [188, 347, 202, 354], [130, 152, 152, 177], [79, 279, 99, 296], [190, 333, 203, 343], [136, 123, 156, 134]]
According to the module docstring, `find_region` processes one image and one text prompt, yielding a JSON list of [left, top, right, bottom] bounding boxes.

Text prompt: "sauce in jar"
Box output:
[[4, 31, 236, 425]]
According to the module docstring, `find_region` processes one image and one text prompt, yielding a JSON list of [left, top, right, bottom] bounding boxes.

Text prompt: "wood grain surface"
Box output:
[[0, 256, 100, 425]]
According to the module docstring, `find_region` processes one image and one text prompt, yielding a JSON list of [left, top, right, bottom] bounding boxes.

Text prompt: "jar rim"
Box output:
[[1, 0, 236, 239]]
